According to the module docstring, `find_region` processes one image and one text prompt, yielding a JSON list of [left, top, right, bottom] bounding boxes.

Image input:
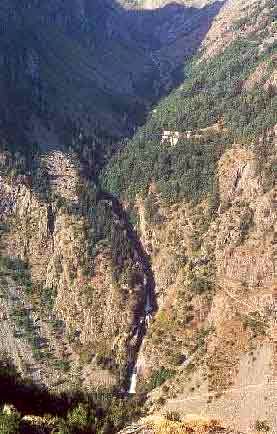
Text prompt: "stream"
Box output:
[[97, 191, 156, 394], [77, 152, 157, 394], [128, 292, 153, 394]]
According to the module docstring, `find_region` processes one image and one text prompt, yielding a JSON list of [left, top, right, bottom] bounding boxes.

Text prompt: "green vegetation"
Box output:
[[193, 326, 214, 352], [146, 367, 175, 391], [187, 274, 213, 295], [10, 305, 50, 362], [103, 34, 277, 204], [144, 193, 165, 225], [40, 286, 57, 312], [103, 132, 227, 204], [168, 353, 187, 367], [0, 256, 33, 292], [0, 397, 143, 434], [66, 403, 92, 432], [0, 408, 20, 434], [53, 359, 71, 373], [0, 357, 144, 433], [242, 312, 269, 337]]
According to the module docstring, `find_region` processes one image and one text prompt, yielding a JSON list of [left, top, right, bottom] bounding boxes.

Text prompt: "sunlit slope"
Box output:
[[103, 0, 276, 201]]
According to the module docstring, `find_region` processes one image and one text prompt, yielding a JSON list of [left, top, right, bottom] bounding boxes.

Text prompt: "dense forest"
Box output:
[[103, 4, 276, 204]]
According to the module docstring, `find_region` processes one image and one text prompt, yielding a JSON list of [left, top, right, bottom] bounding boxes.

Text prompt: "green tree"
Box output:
[[0, 410, 20, 434], [67, 404, 90, 431]]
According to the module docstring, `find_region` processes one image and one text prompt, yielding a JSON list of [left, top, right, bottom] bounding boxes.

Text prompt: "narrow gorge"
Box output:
[[0, 0, 276, 432], [96, 191, 157, 393]]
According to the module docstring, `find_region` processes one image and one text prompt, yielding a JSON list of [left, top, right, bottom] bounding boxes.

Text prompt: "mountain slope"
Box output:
[[0, 0, 226, 152], [102, 0, 277, 431], [103, 0, 276, 201], [0, 0, 276, 432], [0, 0, 232, 396], [0, 0, 156, 149]]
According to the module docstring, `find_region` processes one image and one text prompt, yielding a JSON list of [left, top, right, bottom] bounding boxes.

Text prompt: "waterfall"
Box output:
[[128, 367, 137, 394], [93, 192, 155, 396], [145, 292, 152, 314], [127, 292, 154, 394]]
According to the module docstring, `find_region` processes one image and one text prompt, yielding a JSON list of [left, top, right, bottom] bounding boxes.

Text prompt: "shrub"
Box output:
[[194, 326, 214, 350], [54, 359, 71, 373], [242, 312, 269, 336], [147, 367, 175, 390], [255, 419, 270, 432], [67, 404, 91, 431], [0, 409, 20, 434], [169, 353, 187, 366], [79, 350, 93, 365], [144, 193, 165, 225], [164, 410, 181, 422], [188, 275, 213, 295], [41, 286, 57, 312]]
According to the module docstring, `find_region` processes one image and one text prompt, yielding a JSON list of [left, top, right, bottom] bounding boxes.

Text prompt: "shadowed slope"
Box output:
[[0, 0, 225, 150]]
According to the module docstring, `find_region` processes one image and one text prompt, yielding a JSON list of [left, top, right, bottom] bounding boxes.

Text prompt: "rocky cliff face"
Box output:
[[0, 0, 229, 398], [0, 0, 276, 432], [0, 149, 152, 391], [133, 136, 276, 432], [100, 0, 276, 430]]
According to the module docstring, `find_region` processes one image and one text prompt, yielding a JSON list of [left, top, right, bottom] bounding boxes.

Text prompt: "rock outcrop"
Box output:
[[0, 150, 149, 391], [131, 135, 276, 432]]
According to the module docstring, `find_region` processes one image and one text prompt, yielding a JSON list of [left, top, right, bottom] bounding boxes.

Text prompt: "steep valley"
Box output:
[[0, 0, 276, 433], [0, 149, 154, 393]]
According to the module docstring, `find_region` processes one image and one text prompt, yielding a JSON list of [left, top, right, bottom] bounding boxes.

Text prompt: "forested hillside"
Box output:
[[0, 0, 224, 152], [0, 0, 276, 433], [0, 0, 157, 149], [103, 0, 276, 202], [102, 0, 277, 431]]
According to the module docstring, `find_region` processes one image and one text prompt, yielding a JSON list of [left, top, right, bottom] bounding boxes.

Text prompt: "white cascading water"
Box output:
[[128, 287, 153, 394], [128, 367, 138, 394], [145, 293, 151, 314]]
